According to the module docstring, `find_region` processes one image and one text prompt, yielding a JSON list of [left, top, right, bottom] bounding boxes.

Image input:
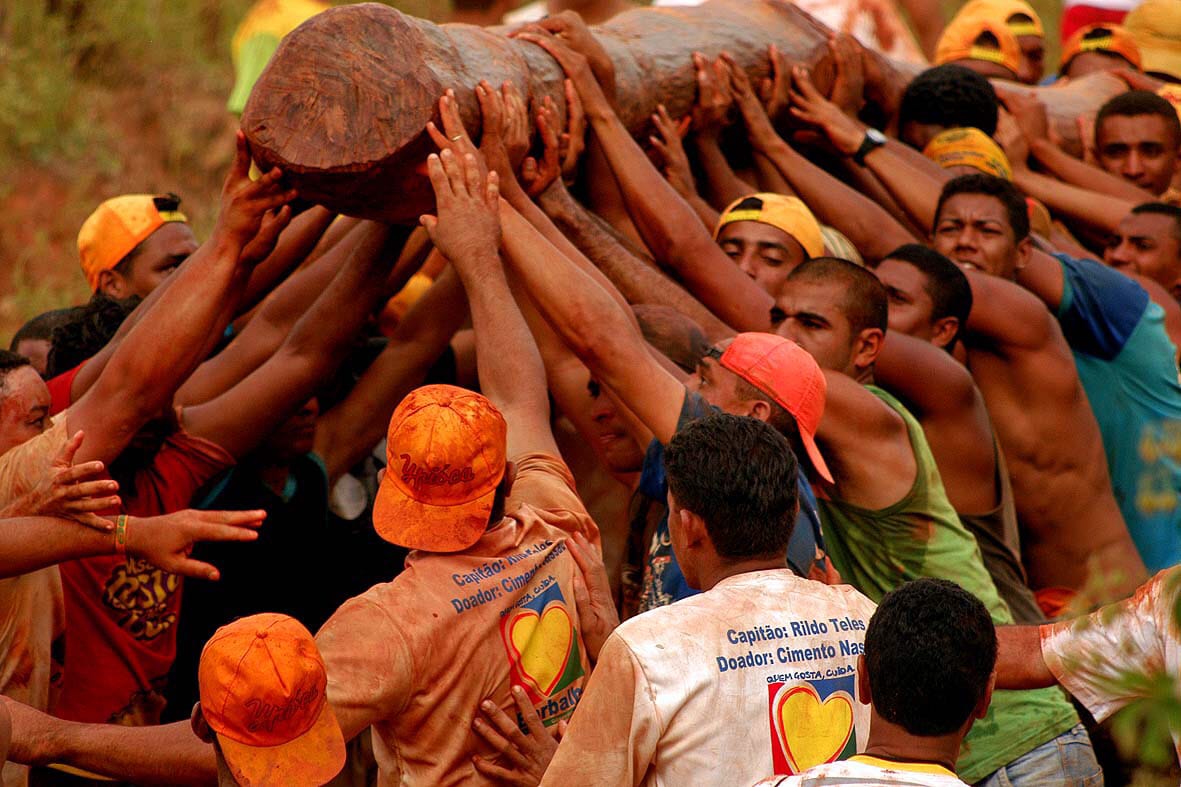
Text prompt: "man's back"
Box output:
[[316, 453, 598, 786], [543, 570, 877, 786]]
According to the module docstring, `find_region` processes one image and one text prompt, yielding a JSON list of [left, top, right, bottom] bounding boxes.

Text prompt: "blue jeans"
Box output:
[[976, 724, 1103, 786]]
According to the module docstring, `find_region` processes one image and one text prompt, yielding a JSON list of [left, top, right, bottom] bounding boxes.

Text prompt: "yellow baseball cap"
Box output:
[[714, 194, 824, 259], [923, 127, 1014, 180], [961, 0, 1044, 38], [935, 14, 1023, 78], [1061, 24, 1142, 73], [1125, 0, 1181, 81], [77, 194, 187, 291]]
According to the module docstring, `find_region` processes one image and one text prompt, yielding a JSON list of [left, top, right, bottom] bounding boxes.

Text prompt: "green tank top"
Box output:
[[817, 386, 1079, 782]]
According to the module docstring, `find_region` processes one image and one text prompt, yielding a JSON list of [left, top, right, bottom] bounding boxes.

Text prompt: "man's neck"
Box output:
[[699, 556, 787, 591], [860, 713, 965, 773]]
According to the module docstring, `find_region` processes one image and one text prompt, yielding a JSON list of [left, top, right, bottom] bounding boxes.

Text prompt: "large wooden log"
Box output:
[[241, 0, 1128, 222]]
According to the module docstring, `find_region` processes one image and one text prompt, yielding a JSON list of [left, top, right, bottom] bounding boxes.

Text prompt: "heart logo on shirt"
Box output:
[[773, 684, 854, 773], [507, 603, 574, 697]]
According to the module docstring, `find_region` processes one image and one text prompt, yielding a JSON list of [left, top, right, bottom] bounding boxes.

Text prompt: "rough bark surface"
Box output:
[[241, 0, 1128, 221]]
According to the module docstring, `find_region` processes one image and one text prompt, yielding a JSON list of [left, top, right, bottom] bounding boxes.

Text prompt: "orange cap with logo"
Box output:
[[77, 194, 188, 291], [935, 14, 1023, 77], [1061, 24, 1142, 72], [373, 384, 508, 552], [717, 333, 833, 484], [198, 613, 345, 787]]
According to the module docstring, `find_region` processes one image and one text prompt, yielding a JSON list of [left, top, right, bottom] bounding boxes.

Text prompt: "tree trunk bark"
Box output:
[[240, 0, 1127, 222]]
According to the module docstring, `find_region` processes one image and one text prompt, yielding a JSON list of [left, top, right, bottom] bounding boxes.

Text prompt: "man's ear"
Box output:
[[96, 268, 128, 299], [1014, 236, 1034, 274], [930, 317, 960, 350], [856, 654, 872, 706], [190, 702, 215, 743], [677, 507, 708, 550], [748, 400, 773, 423], [852, 328, 885, 371], [975, 668, 997, 721]]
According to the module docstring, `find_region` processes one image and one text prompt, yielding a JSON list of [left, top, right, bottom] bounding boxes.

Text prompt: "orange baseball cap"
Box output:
[[935, 15, 1023, 78], [715, 193, 825, 259], [373, 384, 507, 552], [1061, 24, 1142, 72], [923, 127, 1013, 180], [77, 194, 187, 291], [198, 614, 345, 787], [717, 333, 833, 483]]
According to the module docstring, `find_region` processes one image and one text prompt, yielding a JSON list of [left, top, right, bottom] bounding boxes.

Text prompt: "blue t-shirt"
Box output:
[[635, 389, 826, 611], [1054, 253, 1181, 570]]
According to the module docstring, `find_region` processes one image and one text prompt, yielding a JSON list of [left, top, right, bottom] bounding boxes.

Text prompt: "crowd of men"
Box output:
[[4, 0, 1181, 784]]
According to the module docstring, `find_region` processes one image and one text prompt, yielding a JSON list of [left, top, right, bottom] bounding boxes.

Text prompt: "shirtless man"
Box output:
[[870, 244, 1044, 624], [931, 176, 1148, 596]]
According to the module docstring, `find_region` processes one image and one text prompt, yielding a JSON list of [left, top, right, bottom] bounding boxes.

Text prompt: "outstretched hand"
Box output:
[[514, 11, 615, 99], [788, 65, 865, 157], [827, 34, 866, 117], [213, 132, 298, 258], [759, 44, 794, 124], [471, 685, 562, 786], [649, 104, 695, 198], [722, 53, 780, 150], [127, 509, 265, 581], [522, 96, 563, 197], [514, 29, 608, 118], [420, 147, 502, 268], [560, 79, 587, 181], [8, 430, 120, 531], [691, 52, 734, 139]]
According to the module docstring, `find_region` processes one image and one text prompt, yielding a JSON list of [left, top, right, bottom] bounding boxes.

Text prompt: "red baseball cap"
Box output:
[[717, 333, 833, 483]]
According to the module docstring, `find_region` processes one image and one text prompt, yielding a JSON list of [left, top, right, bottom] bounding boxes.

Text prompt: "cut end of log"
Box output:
[[241, 3, 443, 175]]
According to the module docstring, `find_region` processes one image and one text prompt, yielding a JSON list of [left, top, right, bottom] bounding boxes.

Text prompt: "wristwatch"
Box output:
[[852, 128, 887, 166]]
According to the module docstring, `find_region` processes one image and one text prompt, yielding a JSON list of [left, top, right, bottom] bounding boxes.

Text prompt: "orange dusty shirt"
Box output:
[[315, 452, 599, 786]]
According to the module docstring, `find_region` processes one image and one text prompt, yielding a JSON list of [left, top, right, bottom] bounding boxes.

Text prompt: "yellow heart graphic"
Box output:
[[508, 604, 574, 696], [774, 684, 854, 773]]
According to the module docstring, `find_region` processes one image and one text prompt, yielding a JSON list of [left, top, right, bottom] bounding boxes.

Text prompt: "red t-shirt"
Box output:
[[45, 363, 84, 417], [53, 425, 234, 724]]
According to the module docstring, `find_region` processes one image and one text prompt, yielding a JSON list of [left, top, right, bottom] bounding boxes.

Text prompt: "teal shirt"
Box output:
[[1055, 254, 1181, 571]]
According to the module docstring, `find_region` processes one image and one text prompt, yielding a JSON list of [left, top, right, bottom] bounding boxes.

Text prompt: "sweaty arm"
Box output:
[[5, 706, 216, 787], [994, 625, 1056, 690], [963, 268, 1059, 355], [66, 152, 296, 466], [501, 200, 686, 445], [235, 205, 336, 317], [1029, 138, 1157, 203], [1013, 169, 1136, 236], [182, 224, 410, 459], [538, 180, 736, 342]]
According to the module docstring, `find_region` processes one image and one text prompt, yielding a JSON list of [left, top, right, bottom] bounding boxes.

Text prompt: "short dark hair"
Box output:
[[0, 350, 32, 394], [936, 174, 1030, 241], [883, 245, 973, 347], [46, 294, 141, 378], [866, 578, 997, 737], [898, 65, 999, 138], [1131, 202, 1181, 242], [1096, 91, 1181, 148], [665, 412, 799, 560], [10, 308, 81, 351], [787, 257, 889, 336]]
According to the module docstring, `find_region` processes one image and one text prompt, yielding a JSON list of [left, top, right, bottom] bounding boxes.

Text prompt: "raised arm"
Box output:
[[314, 267, 469, 482], [874, 332, 981, 421], [66, 134, 296, 466], [181, 222, 410, 459], [420, 149, 557, 457], [962, 269, 1058, 355], [500, 198, 686, 445], [234, 205, 336, 316], [516, 30, 775, 332]]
